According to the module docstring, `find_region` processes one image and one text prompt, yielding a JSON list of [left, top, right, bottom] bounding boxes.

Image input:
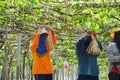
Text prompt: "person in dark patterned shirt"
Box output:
[[107, 28, 120, 80]]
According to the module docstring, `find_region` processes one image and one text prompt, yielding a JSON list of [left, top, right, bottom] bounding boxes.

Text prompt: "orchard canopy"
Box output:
[[0, 0, 120, 80], [0, 0, 120, 45]]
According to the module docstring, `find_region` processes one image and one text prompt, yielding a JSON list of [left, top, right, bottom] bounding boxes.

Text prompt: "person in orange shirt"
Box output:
[[30, 24, 56, 80]]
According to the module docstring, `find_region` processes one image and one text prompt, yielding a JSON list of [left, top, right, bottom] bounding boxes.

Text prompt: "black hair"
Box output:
[[114, 31, 120, 49]]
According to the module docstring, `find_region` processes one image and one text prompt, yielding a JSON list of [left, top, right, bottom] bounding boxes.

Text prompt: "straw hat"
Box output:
[[110, 28, 120, 39]]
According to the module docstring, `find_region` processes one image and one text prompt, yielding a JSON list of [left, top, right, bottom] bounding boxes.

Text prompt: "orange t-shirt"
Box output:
[[30, 32, 56, 75]]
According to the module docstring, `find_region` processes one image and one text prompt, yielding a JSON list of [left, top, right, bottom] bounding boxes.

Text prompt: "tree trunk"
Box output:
[[1, 27, 9, 80], [16, 33, 21, 80]]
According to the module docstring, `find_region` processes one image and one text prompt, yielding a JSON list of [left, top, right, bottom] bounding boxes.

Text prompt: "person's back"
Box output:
[[30, 24, 56, 80], [107, 28, 120, 80]]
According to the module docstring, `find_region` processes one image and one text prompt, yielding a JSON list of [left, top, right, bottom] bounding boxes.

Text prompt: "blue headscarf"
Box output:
[[36, 33, 48, 56]]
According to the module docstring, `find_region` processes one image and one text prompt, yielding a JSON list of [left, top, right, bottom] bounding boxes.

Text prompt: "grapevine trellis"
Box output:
[[0, 0, 120, 80]]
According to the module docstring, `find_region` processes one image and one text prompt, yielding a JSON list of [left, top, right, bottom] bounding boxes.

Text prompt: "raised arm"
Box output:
[[49, 24, 57, 46]]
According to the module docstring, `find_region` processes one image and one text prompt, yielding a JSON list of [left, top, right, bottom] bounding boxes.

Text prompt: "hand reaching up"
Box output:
[[49, 24, 54, 31]]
